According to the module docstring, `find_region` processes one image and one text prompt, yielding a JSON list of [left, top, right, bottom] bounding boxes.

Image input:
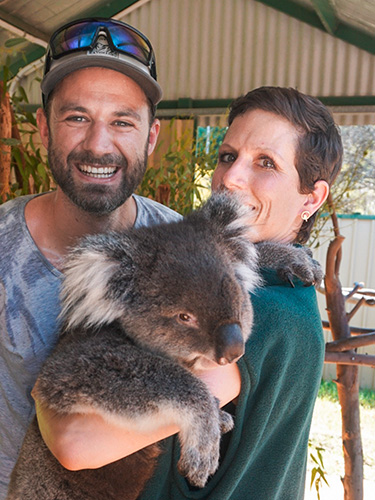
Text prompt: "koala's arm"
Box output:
[[32, 361, 241, 471], [256, 241, 324, 287]]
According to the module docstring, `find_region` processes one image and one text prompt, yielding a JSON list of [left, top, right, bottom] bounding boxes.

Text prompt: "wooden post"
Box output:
[[325, 195, 364, 500], [0, 82, 12, 201]]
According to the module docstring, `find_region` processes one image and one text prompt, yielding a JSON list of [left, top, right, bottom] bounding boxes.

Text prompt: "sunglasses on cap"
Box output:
[[44, 18, 157, 81]]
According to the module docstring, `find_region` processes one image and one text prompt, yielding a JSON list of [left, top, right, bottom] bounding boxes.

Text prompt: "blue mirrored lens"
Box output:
[[51, 20, 151, 66], [52, 22, 96, 54], [109, 25, 149, 61]]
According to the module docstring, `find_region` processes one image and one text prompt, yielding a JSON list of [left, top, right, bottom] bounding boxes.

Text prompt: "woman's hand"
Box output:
[[31, 362, 241, 470], [194, 361, 241, 406]]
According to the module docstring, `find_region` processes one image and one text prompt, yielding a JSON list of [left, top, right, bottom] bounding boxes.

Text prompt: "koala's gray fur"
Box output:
[[256, 241, 323, 287], [7, 193, 323, 500]]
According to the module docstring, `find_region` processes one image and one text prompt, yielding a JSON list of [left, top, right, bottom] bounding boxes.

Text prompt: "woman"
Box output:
[[33, 87, 342, 500]]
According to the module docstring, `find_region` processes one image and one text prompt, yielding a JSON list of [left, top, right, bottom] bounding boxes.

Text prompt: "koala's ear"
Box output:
[[193, 192, 255, 242], [190, 193, 261, 291], [60, 233, 135, 330]]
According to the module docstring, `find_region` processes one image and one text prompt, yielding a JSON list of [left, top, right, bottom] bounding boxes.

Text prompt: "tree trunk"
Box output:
[[325, 199, 364, 500], [336, 365, 363, 499], [0, 83, 12, 201]]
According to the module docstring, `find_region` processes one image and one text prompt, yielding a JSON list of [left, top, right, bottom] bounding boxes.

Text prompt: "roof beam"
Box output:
[[84, 0, 146, 18], [311, 0, 339, 35], [254, 0, 325, 30], [19, 96, 375, 114], [254, 0, 375, 55], [157, 96, 375, 111], [0, 9, 48, 45]]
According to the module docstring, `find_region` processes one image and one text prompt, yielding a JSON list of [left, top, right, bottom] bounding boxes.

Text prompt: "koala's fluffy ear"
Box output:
[[188, 193, 261, 292], [60, 233, 135, 330], [197, 192, 255, 240]]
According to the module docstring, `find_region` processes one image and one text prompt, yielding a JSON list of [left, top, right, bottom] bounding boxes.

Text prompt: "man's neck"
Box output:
[[25, 190, 137, 270]]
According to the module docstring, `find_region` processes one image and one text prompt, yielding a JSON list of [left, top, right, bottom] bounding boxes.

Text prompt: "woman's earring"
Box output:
[[301, 211, 310, 221]]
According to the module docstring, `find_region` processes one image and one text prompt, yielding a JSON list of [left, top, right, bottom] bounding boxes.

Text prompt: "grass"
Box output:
[[306, 380, 375, 499], [318, 379, 375, 409]]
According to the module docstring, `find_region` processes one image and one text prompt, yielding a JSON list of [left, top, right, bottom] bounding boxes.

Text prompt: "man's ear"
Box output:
[[302, 180, 330, 217], [36, 108, 49, 149], [147, 118, 160, 156]]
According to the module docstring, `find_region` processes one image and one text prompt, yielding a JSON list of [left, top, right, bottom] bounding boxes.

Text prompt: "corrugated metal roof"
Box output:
[[118, 0, 375, 123], [2, 0, 375, 124], [298, 0, 375, 37]]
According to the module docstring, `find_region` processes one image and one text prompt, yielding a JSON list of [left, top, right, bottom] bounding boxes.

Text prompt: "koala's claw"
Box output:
[[256, 241, 324, 288], [304, 280, 315, 288], [284, 271, 295, 288]]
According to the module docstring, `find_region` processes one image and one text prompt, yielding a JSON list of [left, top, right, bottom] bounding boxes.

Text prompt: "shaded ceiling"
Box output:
[[1, 0, 375, 125], [1, 0, 375, 78]]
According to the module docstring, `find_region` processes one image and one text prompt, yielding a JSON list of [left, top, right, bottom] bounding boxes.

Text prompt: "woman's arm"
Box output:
[[32, 361, 241, 470]]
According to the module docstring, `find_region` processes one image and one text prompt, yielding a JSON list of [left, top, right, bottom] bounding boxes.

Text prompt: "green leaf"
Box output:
[[4, 37, 26, 48], [17, 86, 29, 103], [29, 134, 37, 153], [0, 137, 21, 146], [2, 66, 9, 89], [310, 468, 317, 487], [37, 163, 47, 180], [322, 473, 329, 486]]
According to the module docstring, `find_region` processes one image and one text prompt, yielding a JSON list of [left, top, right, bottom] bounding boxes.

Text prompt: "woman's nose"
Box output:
[[82, 122, 114, 155], [222, 159, 250, 191]]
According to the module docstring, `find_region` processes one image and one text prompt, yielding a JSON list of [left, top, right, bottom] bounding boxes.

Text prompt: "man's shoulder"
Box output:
[[0, 195, 34, 234], [0, 195, 33, 217], [133, 195, 182, 228], [0, 195, 39, 266]]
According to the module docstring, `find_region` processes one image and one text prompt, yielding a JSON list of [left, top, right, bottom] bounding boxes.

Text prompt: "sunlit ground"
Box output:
[[305, 398, 375, 499]]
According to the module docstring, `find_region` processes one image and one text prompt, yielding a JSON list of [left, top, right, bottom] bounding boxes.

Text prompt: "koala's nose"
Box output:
[[215, 323, 245, 365]]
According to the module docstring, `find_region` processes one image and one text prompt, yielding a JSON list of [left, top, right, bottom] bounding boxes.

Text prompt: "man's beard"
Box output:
[[48, 144, 148, 216]]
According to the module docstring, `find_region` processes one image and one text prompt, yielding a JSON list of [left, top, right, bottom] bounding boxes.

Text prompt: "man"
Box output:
[[1, 18, 239, 498]]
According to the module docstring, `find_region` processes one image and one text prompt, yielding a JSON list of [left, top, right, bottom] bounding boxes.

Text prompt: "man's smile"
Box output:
[[77, 164, 119, 179]]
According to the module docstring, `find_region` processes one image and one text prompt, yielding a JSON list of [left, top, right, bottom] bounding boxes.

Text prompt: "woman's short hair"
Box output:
[[228, 86, 343, 243]]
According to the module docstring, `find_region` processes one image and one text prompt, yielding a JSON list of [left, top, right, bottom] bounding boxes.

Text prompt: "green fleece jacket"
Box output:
[[139, 268, 325, 500]]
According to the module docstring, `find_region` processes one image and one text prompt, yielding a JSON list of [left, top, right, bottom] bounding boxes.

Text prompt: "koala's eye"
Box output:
[[177, 312, 199, 328], [179, 313, 191, 322]]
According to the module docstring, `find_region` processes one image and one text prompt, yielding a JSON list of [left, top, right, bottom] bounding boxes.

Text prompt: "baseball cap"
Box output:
[[41, 18, 162, 106]]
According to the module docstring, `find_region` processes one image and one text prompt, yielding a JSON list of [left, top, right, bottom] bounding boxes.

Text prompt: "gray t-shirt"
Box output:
[[0, 193, 181, 498]]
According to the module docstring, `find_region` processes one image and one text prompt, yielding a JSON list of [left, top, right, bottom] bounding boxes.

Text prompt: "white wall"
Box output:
[[313, 216, 375, 389]]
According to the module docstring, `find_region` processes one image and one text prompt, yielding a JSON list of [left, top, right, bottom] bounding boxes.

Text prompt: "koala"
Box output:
[[8, 193, 323, 500]]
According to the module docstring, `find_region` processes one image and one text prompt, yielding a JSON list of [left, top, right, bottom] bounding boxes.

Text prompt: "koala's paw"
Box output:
[[256, 241, 324, 288], [277, 255, 323, 288], [178, 442, 219, 488], [177, 407, 223, 487], [219, 409, 234, 434]]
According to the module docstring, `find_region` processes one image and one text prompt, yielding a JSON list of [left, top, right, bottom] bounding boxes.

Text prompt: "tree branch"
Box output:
[[326, 332, 375, 352], [325, 352, 375, 367], [322, 320, 374, 336], [347, 297, 367, 322]]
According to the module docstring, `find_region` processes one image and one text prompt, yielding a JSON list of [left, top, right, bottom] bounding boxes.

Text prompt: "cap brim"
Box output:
[[41, 52, 163, 105]]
